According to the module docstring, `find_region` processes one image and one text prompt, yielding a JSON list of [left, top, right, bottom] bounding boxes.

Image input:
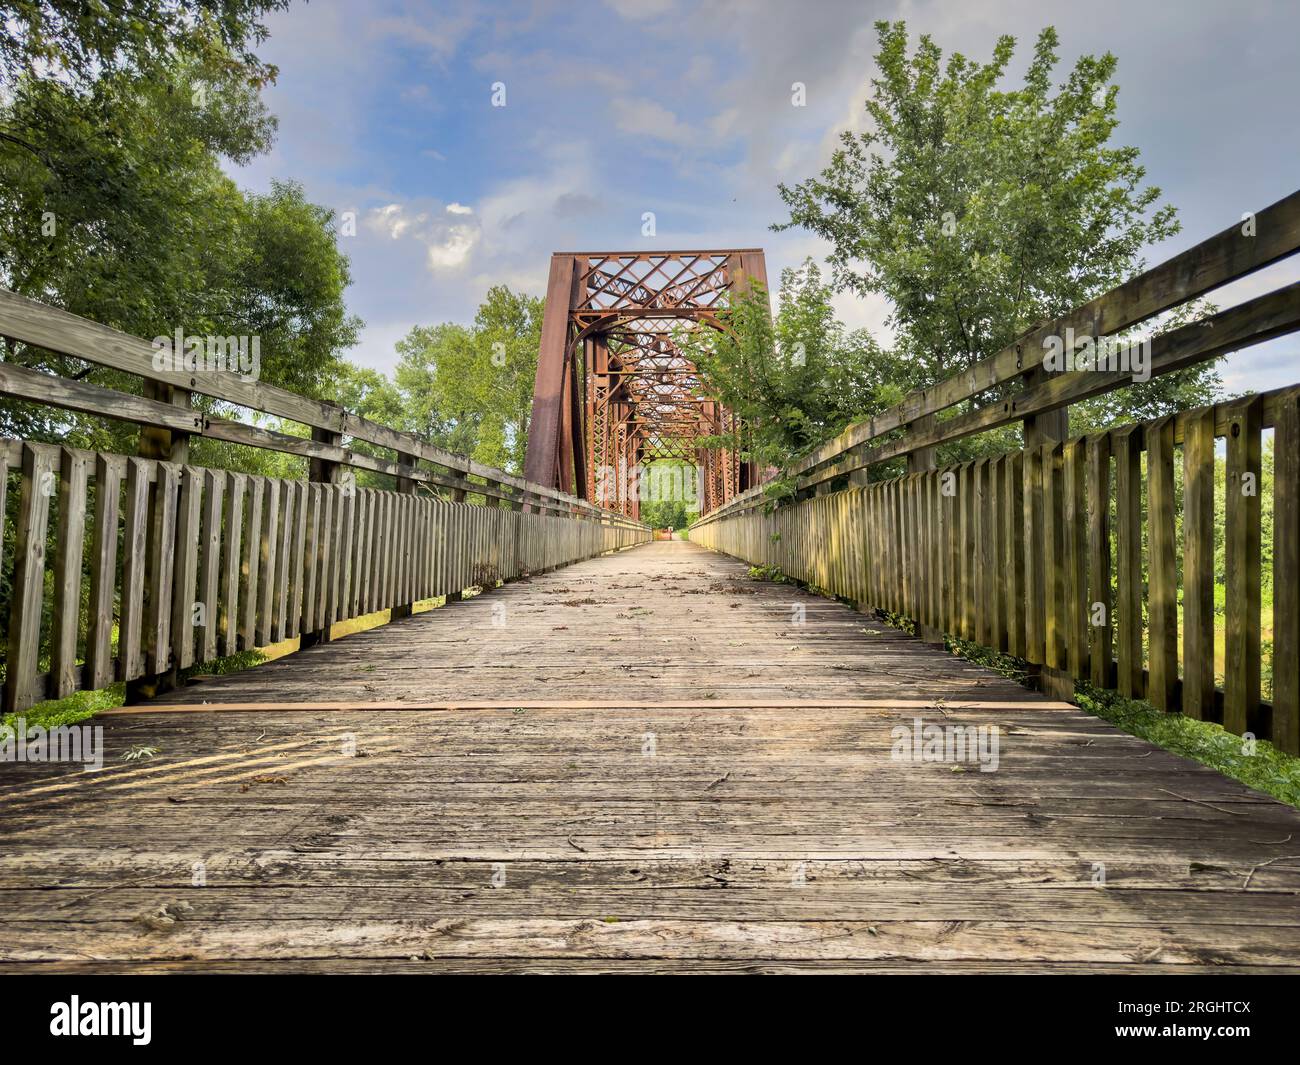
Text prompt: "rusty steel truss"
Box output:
[[524, 249, 768, 517]]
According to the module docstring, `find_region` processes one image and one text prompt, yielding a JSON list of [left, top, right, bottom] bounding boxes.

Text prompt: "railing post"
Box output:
[[301, 427, 344, 647], [907, 414, 944, 645], [139, 380, 192, 464], [125, 382, 191, 704], [1021, 367, 1073, 701], [391, 450, 418, 619], [446, 484, 467, 602], [308, 426, 343, 485]]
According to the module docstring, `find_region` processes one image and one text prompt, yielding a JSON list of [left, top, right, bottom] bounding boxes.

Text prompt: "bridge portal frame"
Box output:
[[523, 249, 769, 517]]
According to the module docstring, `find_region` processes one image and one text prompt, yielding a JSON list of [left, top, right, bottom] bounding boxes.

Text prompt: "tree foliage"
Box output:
[[687, 261, 908, 471], [0, 7, 360, 457], [390, 286, 543, 473], [771, 20, 1221, 449], [0, 0, 288, 90]]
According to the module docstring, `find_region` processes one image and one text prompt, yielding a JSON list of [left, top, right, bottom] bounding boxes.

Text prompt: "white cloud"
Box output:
[[365, 202, 481, 272], [426, 226, 478, 270]]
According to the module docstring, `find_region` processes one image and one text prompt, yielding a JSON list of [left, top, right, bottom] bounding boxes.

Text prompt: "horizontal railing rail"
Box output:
[[0, 438, 650, 714], [0, 288, 622, 518], [700, 188, 1300, 522]]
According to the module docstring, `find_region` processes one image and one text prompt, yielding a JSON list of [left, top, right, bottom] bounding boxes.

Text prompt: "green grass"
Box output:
[[2, 648, 268, 735], [2, 684, 127, 733], [747, 564, 794, 584], [2, 596, 461, 735], [1073, 682, 1300, 808]]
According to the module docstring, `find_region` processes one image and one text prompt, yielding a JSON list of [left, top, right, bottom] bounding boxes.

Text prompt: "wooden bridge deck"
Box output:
[[3, 541, 1300, 973]]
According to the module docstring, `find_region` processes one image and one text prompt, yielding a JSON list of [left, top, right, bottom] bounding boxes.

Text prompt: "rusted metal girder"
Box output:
[[524, 250, 768, 515]]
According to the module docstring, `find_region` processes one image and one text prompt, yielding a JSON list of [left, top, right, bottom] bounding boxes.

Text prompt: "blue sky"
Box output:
[[233, 0, 1300, 395]]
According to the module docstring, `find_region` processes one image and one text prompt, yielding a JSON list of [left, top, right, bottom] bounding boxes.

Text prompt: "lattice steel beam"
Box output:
[[525, 249, 768, 515]]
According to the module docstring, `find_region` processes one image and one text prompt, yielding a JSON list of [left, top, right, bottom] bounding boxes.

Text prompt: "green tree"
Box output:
[[0, 60, 359, 450], [472, 286, 544, 473], [688, 261, 905, 470], [775, 21, 1220, 436], [393, 323, 481, 456], [392, 286, 542, 473], [0, 0, 289, 90]]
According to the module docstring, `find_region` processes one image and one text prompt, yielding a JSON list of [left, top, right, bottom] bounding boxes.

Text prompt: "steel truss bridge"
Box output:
[[523, 249, 769, 518]]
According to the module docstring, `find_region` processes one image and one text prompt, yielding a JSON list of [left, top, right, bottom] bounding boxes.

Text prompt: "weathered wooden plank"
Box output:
[[396, 493, 410, 606], [221, 473, 246, 658], [959, 465, 974, 639], [1022, 447, 1045, 665], [0, 359, 206, 436], [301, 484, 320, 636], [899, 481, 913, 621], [292, 481, 310, 639], [317, 487, 334, 628], [274, 480, 297, 642], [146, 463, 179, 676], [988, 459, 1007, 651], [198, 470, 224, 664], [336, 486, 354, 624], [86, 454, 124, 690], [1086, 435, 1112, 690], [1274, 390, 1300, 755], [51, 448, 90, 698], [117, 459, 151, 682], [1004, 452, 1025, 658], [352, 489, 369, 617], [1146, 417, 1177, 711], [1224, 396, 1263, 737], [241, 478, 264, 651], [4, 444, 57, 711], [1114, 427, 1144, 699], [170, 467, 203, 671], [256, 480, 280, 647], [378, 491, 393, 609], [976, 460, 994, 646], [1042, 443, 1065, 672], [1062, 440, 1088, 680], [1182, 408, 1216, 721]]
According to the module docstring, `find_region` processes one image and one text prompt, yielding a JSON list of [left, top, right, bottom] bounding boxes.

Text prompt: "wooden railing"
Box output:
[[0, 288, 614, 516], [693, 189, 1300, 755], [0, 294, 649, 714]]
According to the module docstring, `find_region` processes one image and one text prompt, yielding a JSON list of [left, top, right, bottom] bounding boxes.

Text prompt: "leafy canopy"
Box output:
[[348, 286, 544, 478], [687, 261, 908, 471], [0, 6, 360, 459], [772, 21, 1220, 444], [0, 0, 289, 90]]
